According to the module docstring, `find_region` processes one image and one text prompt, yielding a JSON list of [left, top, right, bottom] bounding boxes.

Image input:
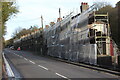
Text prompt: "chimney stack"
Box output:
[[80, 2, 89, 13], [50, 22, 55, 26], [57, 8, 62, 22], [45, 25, 49, 28]]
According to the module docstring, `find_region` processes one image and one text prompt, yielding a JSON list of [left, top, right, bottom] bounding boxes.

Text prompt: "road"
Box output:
[[3, 48, 119, 79]]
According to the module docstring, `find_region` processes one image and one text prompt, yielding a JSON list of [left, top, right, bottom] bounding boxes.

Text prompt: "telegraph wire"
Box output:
[[12, 17, 40, 23]]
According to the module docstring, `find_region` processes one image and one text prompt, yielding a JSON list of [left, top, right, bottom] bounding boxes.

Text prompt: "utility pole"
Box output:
[[59, 8, 61, 19], [40, 15, 43, 55], [41, 15, 43, 29], [59, 8, 62, 22]]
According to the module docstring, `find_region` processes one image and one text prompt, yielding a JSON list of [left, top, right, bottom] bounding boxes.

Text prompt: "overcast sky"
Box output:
[[4, 0, 120, 40]]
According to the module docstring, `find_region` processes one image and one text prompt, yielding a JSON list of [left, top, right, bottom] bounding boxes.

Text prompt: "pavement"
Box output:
[[3, 48, 120, 79]]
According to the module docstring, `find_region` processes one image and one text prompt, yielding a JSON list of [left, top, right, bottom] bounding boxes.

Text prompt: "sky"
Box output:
[[4, 0, 120, 40]]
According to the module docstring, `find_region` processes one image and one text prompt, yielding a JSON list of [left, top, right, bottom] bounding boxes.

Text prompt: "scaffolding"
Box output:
[[13, 3, 119, 67]]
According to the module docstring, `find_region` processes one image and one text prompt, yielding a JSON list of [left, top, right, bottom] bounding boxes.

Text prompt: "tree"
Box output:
[[2, 2, 19, 35], [29, 25, 39, 32], [96, 4, 118, 44], [95, 1, 120, 49], [12, 26, 39, 39], [0, 2, 18, 70], [4, 38, 14, 48], [93, 1, 112, 10]]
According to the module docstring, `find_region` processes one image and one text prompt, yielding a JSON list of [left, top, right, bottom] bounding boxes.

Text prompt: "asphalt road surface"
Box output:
[[4, 48, 119, 79]]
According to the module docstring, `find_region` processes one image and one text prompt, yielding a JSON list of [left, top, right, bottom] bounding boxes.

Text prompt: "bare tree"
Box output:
[[93, 1, 112, 10]]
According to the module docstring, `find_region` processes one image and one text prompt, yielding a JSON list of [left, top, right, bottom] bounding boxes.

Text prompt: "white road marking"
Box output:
[[55, 73, 69, 79], [24, 58, 28, 61], [19, 56, 23, 58], [38, 65, 48, 70], [29, 60, 35, 64]]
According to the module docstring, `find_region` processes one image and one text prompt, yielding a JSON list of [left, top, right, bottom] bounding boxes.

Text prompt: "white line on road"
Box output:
[[24, 58, 28, 61], [29, 60, 35, 64], [38, 65, 48, 70], [55, 73, 69, 79], [19, 56, 23, 58]]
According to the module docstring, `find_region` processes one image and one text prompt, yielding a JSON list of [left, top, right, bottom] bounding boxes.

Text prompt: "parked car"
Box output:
[[10, 46, 14, 50], [17, 47, 21, 51]]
